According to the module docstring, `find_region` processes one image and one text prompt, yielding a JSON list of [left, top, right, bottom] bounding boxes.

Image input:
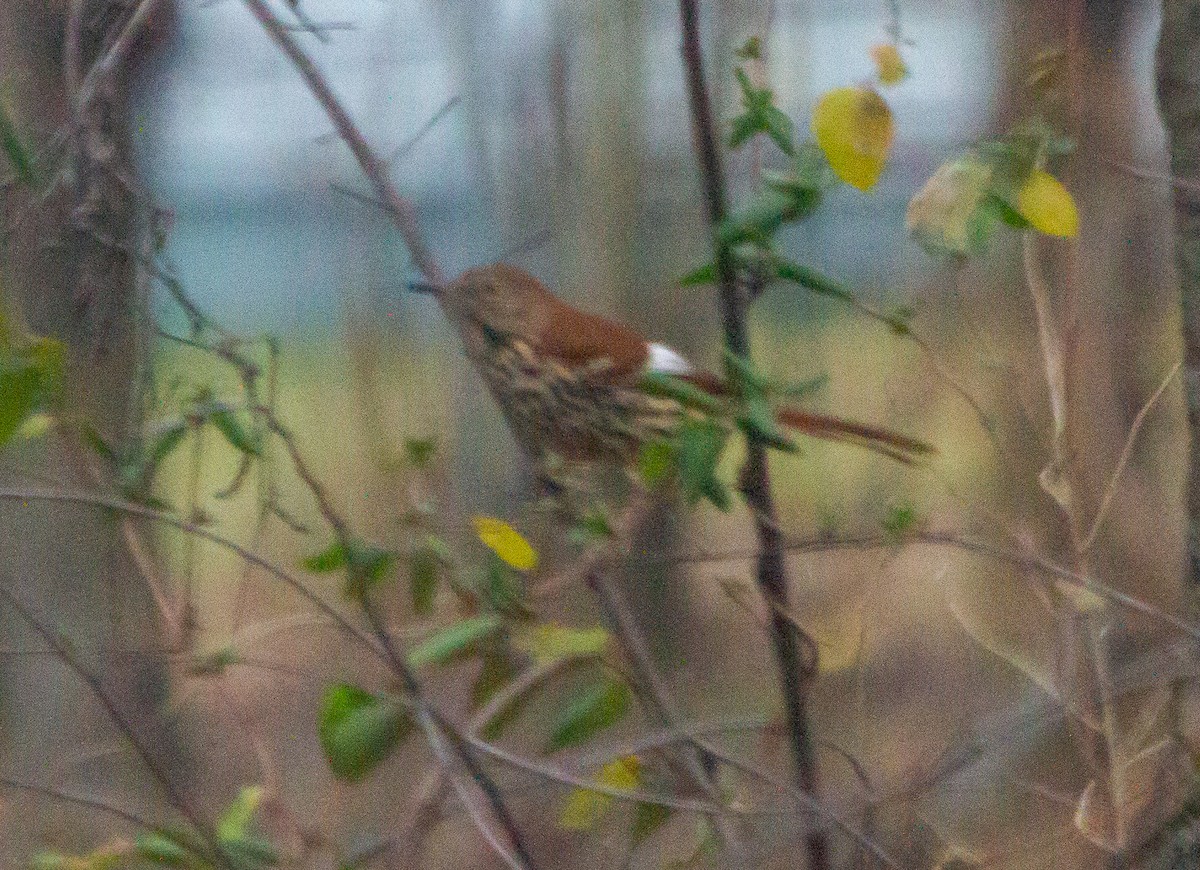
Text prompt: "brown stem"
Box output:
[[677, 4, 829, 868]]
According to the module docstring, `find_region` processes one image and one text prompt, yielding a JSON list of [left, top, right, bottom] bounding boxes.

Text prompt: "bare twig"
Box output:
[[240, 0, 444, 284], [0, 586, 217, 853], [677, 4, 830, 868], [0, 777, 154, 831], [1080, 360, 1181, 552]]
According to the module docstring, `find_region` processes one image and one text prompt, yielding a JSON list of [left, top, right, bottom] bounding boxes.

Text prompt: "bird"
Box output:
[[411, 262, 933, 474]]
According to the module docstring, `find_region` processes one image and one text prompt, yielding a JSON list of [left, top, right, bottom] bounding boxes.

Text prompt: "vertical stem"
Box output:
[[677, 3, 829, 868]]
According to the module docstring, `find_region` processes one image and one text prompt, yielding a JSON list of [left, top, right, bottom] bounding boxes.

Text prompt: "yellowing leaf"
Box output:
[[16, 411, 53, 440], [514, 623, 610, 665], [811, 86, 894, 191], [870, 43, 908, 85], [473, 516, 538, 570], [558, 755, 640, 831], [1017, 169, 1078, 237], [906, 156, 994, 256]]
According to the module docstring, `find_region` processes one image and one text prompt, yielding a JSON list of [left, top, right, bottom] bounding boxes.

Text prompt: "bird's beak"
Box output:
[[408, 281, 443, 297]]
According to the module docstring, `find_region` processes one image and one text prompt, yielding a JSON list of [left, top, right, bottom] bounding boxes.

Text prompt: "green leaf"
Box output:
[[410, 543, 441, 615], [343, 541, 396, 597], [883, 502, 917, 539], [638, 372, 722, 414], [0, 98, 36, 187], [472, 650, 517, 708], [735, 36, 762, 60], [675, 418, 731, 511], [135, 831, 194, 866], [981, 192, 1031, 229], [302, 540, 347, 573], [217, 835, 279, 869], [773, 259, 856, 305], [216, 785, 264, 843], [638, 440, 675, 489], [762, 106, 796, 156], [0, 363, 40, 449], [148, 420, 190, 467], [678, 262, 715, 287], [545, 676, 631, 753], [318, 684, 413, 782], [29, 853, 71, 870], [484, 551, 529, 616], [632, 801, 672, 846], [403, 436, 437, 467], [737, 393, 797, 452], [209, 408, 261, 456], [718, 187, 807, 248], [406, 614, 503, 668], [80, 423, 117, 464], [189, 645, 240, 677], [728, 112, 761, 151]]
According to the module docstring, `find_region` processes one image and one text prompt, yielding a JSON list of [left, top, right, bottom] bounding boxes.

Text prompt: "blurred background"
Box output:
[[1, 0, 1195, 868]]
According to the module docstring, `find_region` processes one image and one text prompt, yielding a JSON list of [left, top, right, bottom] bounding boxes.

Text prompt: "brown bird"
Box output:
[[412, 262, 932, 470]]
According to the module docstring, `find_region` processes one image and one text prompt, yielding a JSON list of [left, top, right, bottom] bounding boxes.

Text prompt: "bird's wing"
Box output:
[[533, 295, 652, 380]]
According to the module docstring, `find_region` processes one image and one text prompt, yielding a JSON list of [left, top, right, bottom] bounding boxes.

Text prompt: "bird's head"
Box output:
[[411, 263, 551, 358]]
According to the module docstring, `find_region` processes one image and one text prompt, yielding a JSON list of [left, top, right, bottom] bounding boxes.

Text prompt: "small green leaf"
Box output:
[[638, 372, 722, 414], [737, 393, 797, 452], [545, 676, 631, 753], [217, 835, 279, 869], [472, 650, 517, 708], [403, 436, 437, 467], [0, 363, 40, 449], [638, 440, 675, 489], [135, 831, 194, 866], [678, 262, 716, 287], [559, 755, 640, 830], [318, 683, 413, 782], [773, 259, 856, 305], [484, 551, 530, 617], [981, 192, 1031, 229], [632, 801, 672, 846], [29, 853, 71, 870], [406, 614, 503, 668], [735, 36, 762, 60], [81, 424, 117, 464], [410, 544, 440, 615], [762, 105, 796, 156], [675, 418, 731, 511], [216, 785, 264, 843], [209, 408, 261, 456], [0, 98, 36, 188], [302, 540, 347, 573], [883, 502, 917, 539], [148, 420, 190, 467], [343, 541, 396, 597], [189, 645, 240, 677]]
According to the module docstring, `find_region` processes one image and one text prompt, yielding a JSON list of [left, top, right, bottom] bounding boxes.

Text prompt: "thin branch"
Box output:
[[240, 0, 444, 284], [386, 95, 462, 166], [0, 777, 154, 831], [0, 487, 381, 655], [1080, 360, 1181, 552], [0, 586, 217, 853], [677, 4, 830, 868]]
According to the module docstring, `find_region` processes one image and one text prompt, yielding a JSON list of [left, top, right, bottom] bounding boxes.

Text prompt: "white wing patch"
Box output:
[[645, 342, 694, 376]]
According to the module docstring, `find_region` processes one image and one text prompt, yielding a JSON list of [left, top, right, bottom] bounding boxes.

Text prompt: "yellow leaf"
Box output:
[[514, 623, 610, 665], [811, 86, 894, 191], [473, 516, 538, 571], [870, 43, 908, 85], [558, 755, 640, 831], [1017, 169, 1078, 237]]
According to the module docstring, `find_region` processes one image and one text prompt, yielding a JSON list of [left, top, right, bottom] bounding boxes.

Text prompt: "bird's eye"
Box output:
[[481, 322, 503, 347]]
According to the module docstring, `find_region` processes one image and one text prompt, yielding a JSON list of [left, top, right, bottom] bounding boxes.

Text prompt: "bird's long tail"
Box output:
[[677, 372, 933, 465], [774, 407, 934, 465]]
